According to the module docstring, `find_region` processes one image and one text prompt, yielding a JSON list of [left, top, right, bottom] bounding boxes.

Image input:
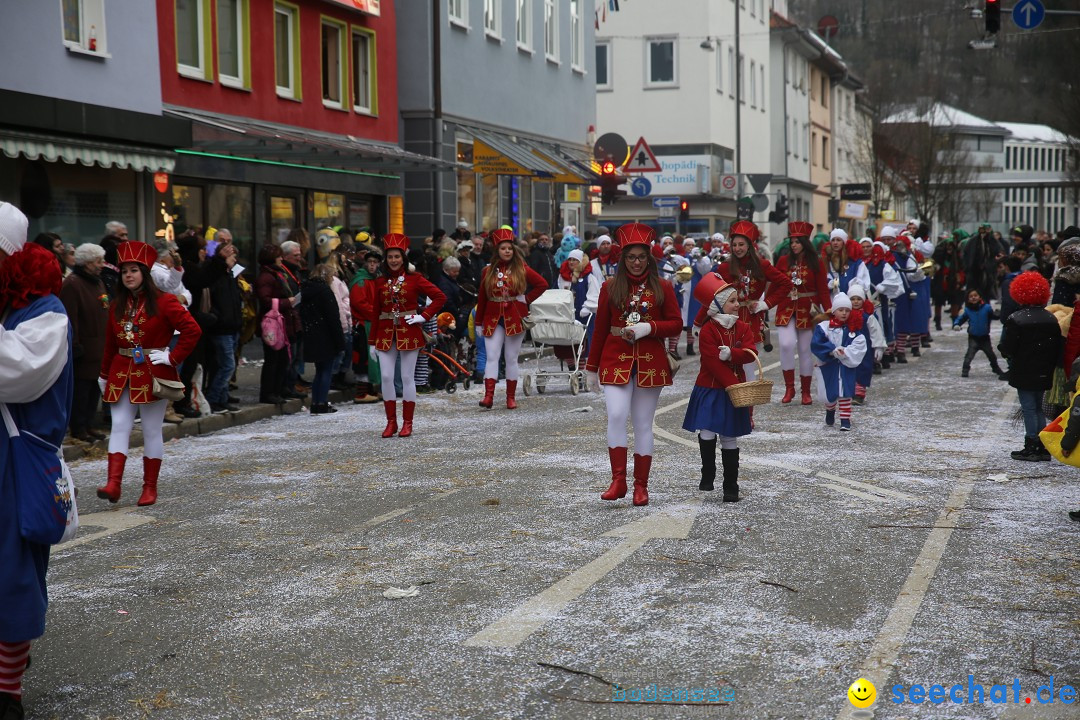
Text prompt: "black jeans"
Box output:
[[963, 334, 1002, 372], [260, 343, 291, 399], [70, 378, 100, 433]]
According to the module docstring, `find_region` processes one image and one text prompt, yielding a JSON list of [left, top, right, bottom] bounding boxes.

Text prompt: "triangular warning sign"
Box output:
[[623, 136, 662, 173]]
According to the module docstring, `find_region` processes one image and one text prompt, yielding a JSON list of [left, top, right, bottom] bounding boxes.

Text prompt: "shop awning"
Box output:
[[464, 127, 564, 178], [518, 138, 598, 184], [0, 128, 176, 172], [165, 107, 459, 174]]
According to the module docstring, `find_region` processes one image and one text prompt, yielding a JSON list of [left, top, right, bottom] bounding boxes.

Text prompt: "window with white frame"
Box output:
[[737, 53, 744, 102], [449, 0, 467, 25], [217, 0, 247, 87], [274, 3, 300, 98], [62, 0, 108, 55], [352, 28, 375, 114], [728, 46, 735, 96], [715, 40, 723, 92], [759, 63, 765, 110], [516, 0, 530, 48], [749, 59, 756, 107], [484, 0, 499, 36], [176, 0, 210, 78], [596, 41, 611, 90], [570, 0, 583, 70], [647, 38, 676, 87], [544, 0, 557, 60], [322, 19, 347, 108]]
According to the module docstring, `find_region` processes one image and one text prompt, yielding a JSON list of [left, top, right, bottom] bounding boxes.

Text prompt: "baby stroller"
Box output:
[[524, 289, 591, 396], [425, 312, 473, 394]]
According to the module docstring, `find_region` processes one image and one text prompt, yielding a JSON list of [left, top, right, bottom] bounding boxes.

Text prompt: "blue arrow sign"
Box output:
[[652, 196, 680, 208], [1013, 0, 1045, 30], [630, 177, 652, 197]]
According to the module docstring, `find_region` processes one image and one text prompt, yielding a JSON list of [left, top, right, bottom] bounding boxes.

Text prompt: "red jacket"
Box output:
[[586, 279, 683, 388], [101, 292, 202, 404], [350, 272, 446, 351], [694, 318, 758, 389], [773, 255, 832, 329], [475, 263, 548, 337], [695, 258, 791, 339]]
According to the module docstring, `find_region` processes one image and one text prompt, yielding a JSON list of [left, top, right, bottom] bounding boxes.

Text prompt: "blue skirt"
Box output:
[[682, 385, 752, 437]]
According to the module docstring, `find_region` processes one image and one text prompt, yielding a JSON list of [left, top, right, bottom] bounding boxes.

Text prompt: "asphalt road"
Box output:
[[28, 327, 1080, 719]]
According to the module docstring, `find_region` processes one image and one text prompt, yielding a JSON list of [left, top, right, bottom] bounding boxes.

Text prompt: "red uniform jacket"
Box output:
[[586, 278, 683, 388], [350, 273, 446, 352], [694, 318, 758, 389], [694, 259, 791, 340], [100, 292, 202, 404], [773, 255, 832, 329], [475, 263, 548, 337]]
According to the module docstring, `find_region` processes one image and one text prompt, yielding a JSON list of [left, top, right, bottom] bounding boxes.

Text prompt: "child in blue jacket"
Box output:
[[811, 293, 867, 431], [953, 289, 1007, 380]]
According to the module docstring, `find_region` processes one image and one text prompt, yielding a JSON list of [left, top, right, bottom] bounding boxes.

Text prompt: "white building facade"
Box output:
[[998, 122, 1078, 232]]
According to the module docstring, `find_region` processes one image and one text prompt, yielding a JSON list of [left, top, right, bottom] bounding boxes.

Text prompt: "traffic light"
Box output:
[[985, 0, 1000, 34], [768, 193, 789, 224], [599, 158, 626, 205], [679, 200, 690, 222]]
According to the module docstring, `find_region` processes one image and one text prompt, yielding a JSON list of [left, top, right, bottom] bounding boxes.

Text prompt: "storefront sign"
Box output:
[[649, 155, 715, 196], [323, 0, 379, 15], [839, 201, 869, 220], [840, 183, 872, 201], [389, 195, 403, 235], [472, 140, 534, 176], [153, 172, 169, 194], [565, 187, 583, 202]]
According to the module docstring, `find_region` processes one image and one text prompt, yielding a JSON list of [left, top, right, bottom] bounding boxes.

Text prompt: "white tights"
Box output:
[[603, 382, 663, 455], [107, 389, 167, 459], [742, 340, 761, 382], [377, 348, 419, 402], [778, 323, 814, 376], [698, 430, 738, 449], [484, 325, 525, 382]]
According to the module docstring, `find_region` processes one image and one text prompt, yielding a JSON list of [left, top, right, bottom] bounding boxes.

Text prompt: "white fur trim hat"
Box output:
[[683, 237, 697, 247], [829, 228, 849, 242], [568, 249, 585, 263], [847, 283, 866, 299], [880, 226, 899, 239], [859, 236, 873, 245], [0, 202, 29, 256], [873, 240, 890, 252], [711, 232, 724, 242], [597, 234, 612, 246], [831, 293, 852, 311]]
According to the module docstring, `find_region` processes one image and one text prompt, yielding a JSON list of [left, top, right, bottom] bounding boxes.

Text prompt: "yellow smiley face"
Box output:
[[847, 678, 876, 708]]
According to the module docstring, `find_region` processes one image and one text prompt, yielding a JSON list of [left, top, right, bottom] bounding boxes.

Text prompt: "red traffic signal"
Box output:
[[601, 160, 616, 175], [680, 200, 689, 211], [985, 0, 1001, 34]]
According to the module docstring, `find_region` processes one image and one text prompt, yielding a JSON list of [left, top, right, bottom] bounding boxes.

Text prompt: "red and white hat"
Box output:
[[383, 233, 410, 253], [116, 241, 156, 269], [615, 223, 656, 247], [692, 271, 733, 307], [788, 221, 814, 239], [729, 220, 760, 245], [490, 228, 515, 245]]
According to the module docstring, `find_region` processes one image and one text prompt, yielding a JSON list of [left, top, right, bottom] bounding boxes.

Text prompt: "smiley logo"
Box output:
[[847, 678, 876, 708]]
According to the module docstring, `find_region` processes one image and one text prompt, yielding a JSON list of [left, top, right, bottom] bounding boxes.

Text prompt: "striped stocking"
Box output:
[[855, 382, 866, 398], [838, 397, 853, 419], [895, 333, 908, 356], [0, 641, 30, 698]]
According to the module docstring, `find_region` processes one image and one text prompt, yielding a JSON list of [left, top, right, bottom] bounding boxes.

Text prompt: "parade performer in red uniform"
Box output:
[[702, 221, 791, 379], [586, 223, 683, 506], [774, 221, 831, 405], [350, 233, 445, 438], [97, 241, 201, 506], [475, 228, 548, 409], [683, 273, 755, 501]]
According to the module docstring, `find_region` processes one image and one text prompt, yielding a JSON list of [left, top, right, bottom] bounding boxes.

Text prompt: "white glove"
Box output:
[[829, 278, 839, 290], [579, 307, 592, 319], [148, 349, 172, 366], [515, 294, 526, 303], [874, 348, 883, 362], [690, 248, 702, 259], [98, 377, 107, 394], [875, 284, 886, 295], [832, 348, 846, 358], [753, 299, 769, 314], [627, 322, 651, 341], [587, 371, 600, 393], [405, 314, 426, 325], [291, 292, 302, 306], [718, 346, 731, 361], [692, 325, 701, 338], [663, 246, 675, 256], [952, 324, 962, 332]]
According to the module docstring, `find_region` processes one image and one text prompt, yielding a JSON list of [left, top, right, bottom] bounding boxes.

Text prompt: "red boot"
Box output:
[[505, 380, 518, 409], [781, 369, 796, 404], [479, 378, 496, 409], [800, 375, 813, 405], [632, 454, 652, 506], [600, 447, 628, 500], [137, 457, 161, 506], [381, 401, 398, 438], [97, 452, 126, 503], [399, 401, 415, 437]]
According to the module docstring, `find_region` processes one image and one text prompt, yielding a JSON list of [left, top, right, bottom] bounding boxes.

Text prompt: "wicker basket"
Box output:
[[726, 350, 773, 407]]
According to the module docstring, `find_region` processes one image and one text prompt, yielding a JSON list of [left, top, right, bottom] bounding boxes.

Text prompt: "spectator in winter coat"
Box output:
[[998, 256, 1023, 328], [204, 242, 244, 413], [998, 272, 1063, 461], [59, 241, 109, 441], [435, 256, 467, 337], [300, 264, 346, 414], [527, 235, 559, 289], [467, 235, 489, 289], [255, 244, 303, 404]]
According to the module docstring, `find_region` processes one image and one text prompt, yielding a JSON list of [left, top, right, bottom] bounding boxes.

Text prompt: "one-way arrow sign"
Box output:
[[1012, 0, 1044, 30]]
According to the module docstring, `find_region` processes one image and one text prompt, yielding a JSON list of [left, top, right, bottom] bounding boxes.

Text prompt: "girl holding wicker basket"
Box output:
[[682, 272, 757, 502]]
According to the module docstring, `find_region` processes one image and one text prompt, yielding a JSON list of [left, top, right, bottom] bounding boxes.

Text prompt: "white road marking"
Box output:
[[653, 359, 781, 417], [54, 507, 156, 553], [835, 389, 1016, 720], [816, 472, 918, 502], [822, 483, 887, 504], [464, 498, 702, 648]]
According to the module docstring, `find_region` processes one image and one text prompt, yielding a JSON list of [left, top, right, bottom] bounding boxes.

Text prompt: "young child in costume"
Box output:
[[847, 284, 885, 404], [683, 273, 755, 501], [953, 289, 1008, 380], [811, 293, 867, 430]]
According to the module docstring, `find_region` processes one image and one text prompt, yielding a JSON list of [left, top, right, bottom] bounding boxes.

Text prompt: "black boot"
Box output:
[[1011, 437, 1039, 461], [721, 447, 740, 502], [0, 692, 24, 720], [935, 318, 942, 331], [698, 435, 716, 491], [1031, 437, 1051, 462]]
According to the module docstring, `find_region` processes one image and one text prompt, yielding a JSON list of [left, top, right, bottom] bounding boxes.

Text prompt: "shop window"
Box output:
[[348, 200, 372, 230], [62, 0, 108, 56], [275, 2, 301, 99], [646, 38, 676, 87], [270, 196, 299, 245], [352, 27, 377, 115], [570, 0, 583, 71], [217, 0, 249, 88], [596, 42, 611, 90], [208, 184, 254, 268], [544, 0, 557, 61], [481, 174, 499, 234], [322, 19, 347, 108], [176, 0, 212, 80], [19, 160, 135, 246], [456, 142, 477, 231], [516, 0, 531, 50], [313, 192, 345, 230], [170, 184, 205, 237]]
